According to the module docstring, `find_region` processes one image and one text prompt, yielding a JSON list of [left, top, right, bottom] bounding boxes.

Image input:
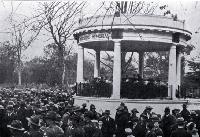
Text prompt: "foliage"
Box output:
[[183, 54, 200, 88], [0, 41, 16, 84], [144, 52, 169, 81]]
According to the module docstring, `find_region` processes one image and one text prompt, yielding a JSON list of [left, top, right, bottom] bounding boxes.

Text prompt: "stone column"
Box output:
[[94, 50, 100, 78], [111, 40, 121, 99], [168, 44, 177, 99], [139, 52, 144, 79], [77, 45, 84, 83], [176, 50, 182, 97]]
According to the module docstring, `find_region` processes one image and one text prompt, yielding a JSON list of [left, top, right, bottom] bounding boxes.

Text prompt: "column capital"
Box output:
[[138, 51, 144, 54], [113, 39, 122, 44], [172, 42, 178, 46], [94, 49, 101, 52], [78, 45, 83, 49]]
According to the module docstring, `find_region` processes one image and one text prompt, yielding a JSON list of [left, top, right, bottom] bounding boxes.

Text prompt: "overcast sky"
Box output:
[[0, 0, 200, 61]]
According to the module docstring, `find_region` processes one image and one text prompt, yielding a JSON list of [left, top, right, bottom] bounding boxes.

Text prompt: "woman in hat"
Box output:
[[129, 108, 139, 128], [141, 106, 153, 122], [7, 120, 26, 137], [151, 114, 163, 137], [133, 114, 148, 137], [26, 115, 44, 137]]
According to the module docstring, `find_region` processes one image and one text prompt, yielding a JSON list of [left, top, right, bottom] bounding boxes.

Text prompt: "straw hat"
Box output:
[[7, 120, 25, 131]]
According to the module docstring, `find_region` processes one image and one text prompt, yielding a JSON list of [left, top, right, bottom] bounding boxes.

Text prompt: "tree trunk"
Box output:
[[58, 44, 65, 90], [121, 52, 126, 76], [62, 62, 66, 87], [17, 54, 22, 86], [18, 66, 22, 86]]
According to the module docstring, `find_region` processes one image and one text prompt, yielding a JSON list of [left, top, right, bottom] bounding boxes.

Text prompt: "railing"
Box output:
[[121, 81, 168, 99], [76, 82, 112, 97], [76, 80, 169, 99]]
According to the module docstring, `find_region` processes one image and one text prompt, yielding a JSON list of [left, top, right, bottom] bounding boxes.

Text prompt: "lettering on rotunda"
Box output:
[[79, 33, 110, 42]]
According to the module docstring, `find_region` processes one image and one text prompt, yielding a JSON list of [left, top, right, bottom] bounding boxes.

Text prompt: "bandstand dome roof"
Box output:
[[73, 14, 192, 52]]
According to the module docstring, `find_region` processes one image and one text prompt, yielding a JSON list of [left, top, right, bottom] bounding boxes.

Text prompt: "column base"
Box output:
[[110, 95, 120, 99]]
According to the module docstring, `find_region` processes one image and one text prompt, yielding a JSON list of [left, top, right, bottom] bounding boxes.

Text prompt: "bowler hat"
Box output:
[[131, 108, 139, 113], [90, 104, 96, 109], [104, 110, 111, 115], [82, 103, 87, 107], [116, 106, 124, 111], [145, 106, 153, 110], [164, 107, 170, 112], [45, 111, 58, 121], [7, 120, 25, 131], [182, 103, 188, 107]]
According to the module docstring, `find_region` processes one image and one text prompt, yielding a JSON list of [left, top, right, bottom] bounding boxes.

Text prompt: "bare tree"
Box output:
[[33, 1, 86, 88], [86, 1, 161, 76], [6, 2, 41, 86]]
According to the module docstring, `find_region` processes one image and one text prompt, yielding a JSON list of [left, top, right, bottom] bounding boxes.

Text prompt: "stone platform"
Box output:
[[74, 96, 200, 118]]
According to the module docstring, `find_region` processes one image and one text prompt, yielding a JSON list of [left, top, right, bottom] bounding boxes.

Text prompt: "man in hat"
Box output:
[[100, 110, 116, 137], [180, 103, 190, 122], [127, 108, 139, 130], [83, 114, 101, 137], [160, 107, 176, 137], [130, 108, 139, 123], [115, 106, 129, 137], [64, 114, 85, 137], [7, 120, 27, 137], [80, 103, 88, 114], [170, 117, 192, 137], [44, 111, 64, 137], [17, 101, 29, 130], [25, 115, 44, 137], [6, 105, 17, 126], [0, 105, 11, 137], [88, 104, 100, 120]]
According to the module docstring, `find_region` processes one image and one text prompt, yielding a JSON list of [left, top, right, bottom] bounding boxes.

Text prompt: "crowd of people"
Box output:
[[76, 77, 112, 97], [0, 88, 200, 137], [121, 77, 168, 99], [76, 76, 168, 99]]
